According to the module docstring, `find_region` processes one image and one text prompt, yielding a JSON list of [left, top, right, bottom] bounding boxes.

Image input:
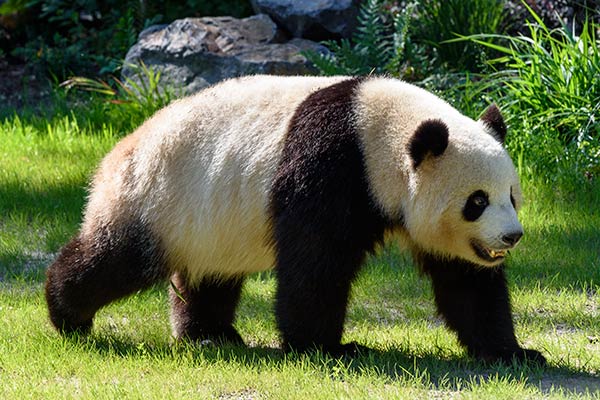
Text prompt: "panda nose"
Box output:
[[502, 231, 523, 246]]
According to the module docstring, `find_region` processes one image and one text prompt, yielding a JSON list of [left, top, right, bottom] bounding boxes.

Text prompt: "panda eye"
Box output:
[[472, 195, 488, 208], [463, 190, 489, 222]]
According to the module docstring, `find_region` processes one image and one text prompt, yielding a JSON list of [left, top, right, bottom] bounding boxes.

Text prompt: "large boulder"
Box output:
[[250, 0, 359, 41], [122, 14, 327, 95]]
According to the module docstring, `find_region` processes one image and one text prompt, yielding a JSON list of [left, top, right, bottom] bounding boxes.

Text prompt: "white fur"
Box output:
[[83, 75, 348, 282], [82, 75, 523, 283], [355, 78, 522, 265]]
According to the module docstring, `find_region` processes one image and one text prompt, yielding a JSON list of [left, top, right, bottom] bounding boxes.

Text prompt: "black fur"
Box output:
[[480, 104, 507, 144], [408, 119, 449, 168], [463, 190, 489, 222], [269, 78, 397, 355], [510, 188, 516, 208], [416, 252, 546, 364], [169, 272, 245, 344], [45, 222, 167, 334]]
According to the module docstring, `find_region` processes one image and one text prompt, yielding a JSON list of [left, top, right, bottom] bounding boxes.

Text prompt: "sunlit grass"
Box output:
[[0, 115, 117, 281], [0, 112, 598, 398]]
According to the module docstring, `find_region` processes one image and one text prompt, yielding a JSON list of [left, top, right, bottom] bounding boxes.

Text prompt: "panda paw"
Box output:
[[48, 308, 93, 336], [283, 341, 371, 357], [510, 348, 547, 366], [177, 325, 245, 347], [56, 319, 93, 336], [319, 341, 371, 358], [478, 347, 547, 366]]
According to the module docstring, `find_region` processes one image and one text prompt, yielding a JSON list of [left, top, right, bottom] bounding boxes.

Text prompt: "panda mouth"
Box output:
[[471, 240, 509, 263]]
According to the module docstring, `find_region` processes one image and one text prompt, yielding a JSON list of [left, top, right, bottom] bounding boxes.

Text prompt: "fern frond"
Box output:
[[305, 0, 417, 77], [385, 2, 415, 74], [302, 48, 348, 76]]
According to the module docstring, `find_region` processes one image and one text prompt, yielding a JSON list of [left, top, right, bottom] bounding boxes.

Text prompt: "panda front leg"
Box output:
[[274, 240, 364, 356], [169, 272, 245, 345], [419, 253, 546, 364]]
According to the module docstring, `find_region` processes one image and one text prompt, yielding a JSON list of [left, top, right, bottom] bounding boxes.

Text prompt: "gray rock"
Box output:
[[250, 0, 359, 41], [122, 14, 328, 95]]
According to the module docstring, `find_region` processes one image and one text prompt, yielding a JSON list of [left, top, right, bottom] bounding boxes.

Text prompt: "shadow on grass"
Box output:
[[0, 180, 86, 225], [55, 277, 598, 396], [514, 225, 600, 290], [0, 181, 86, 282], [69, 333, 599, 396]]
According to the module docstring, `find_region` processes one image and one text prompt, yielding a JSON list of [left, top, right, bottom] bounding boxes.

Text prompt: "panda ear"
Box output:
[[408, 119, 449, 169], [479, 104, 507, 144]]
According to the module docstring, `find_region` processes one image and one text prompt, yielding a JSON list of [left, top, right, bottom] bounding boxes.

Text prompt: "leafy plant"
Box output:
[[415, 0, 506, 72], [458, 2, 600, 183], [304, 0, 420, 79], [60, 62, 177, 132], [305, 0, 510, 79], [5, 0, 145, 78]]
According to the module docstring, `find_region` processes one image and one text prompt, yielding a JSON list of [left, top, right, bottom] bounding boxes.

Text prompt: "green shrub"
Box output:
[[415, 0, 506, 72], [304, 0, 424, 79], [4, 0, 145, 78], [60, 62, 177, 133], [459, 3, 600, 184], [305, 0, 509, 78]]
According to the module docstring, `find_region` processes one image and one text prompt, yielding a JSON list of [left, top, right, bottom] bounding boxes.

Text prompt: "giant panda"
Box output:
[[45, 75, 545, 364]]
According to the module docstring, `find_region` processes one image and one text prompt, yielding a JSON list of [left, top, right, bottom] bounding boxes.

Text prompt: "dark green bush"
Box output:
[[1, 0, 251, 79], [306, 0, 510, 79]]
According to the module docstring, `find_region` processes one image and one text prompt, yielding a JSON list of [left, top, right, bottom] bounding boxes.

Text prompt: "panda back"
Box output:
[[113, 75, 347, 280]]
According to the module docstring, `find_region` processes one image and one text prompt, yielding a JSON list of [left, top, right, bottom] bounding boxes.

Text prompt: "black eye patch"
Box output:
[[463, 190, 489, 221]]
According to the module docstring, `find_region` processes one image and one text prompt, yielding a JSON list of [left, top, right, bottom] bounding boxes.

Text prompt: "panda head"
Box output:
[[406, 104, 523, 267]]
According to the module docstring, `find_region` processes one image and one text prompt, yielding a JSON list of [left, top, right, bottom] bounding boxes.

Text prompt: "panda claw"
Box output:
[[514, 348, 547, 366], [477, 348, 547, 366]]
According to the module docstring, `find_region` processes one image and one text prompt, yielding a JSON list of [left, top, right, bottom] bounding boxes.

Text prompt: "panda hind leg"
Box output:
[[45, 222, 167, 335], [169, 272, 245, 345]]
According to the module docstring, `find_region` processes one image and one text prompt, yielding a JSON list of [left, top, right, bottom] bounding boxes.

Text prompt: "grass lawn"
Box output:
[[0, 112, 599, 399]]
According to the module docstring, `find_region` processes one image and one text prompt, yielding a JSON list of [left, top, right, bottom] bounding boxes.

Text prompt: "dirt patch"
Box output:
[[538, 375, 600, 397], [218, 388, 262, 400]]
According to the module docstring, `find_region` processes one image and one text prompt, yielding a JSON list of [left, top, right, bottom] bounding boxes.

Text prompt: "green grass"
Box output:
[[1, 113, 599, 399], [0, 115, 117, 281]]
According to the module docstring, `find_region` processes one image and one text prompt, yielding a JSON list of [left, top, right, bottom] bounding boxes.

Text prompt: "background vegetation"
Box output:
[[1, 0, 599, 398], [0, 0, 252, 78], [307, 0, 600, 186]]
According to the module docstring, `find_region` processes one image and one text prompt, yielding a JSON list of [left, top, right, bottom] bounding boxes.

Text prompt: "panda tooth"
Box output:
[[488, 249, 506, 258]]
